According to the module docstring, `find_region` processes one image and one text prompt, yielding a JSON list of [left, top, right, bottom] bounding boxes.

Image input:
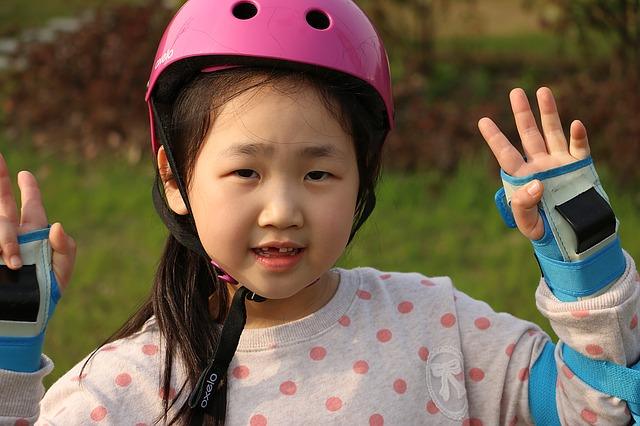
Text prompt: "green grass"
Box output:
[[0, 0, 148, 36], [2, 140, 639, 387]]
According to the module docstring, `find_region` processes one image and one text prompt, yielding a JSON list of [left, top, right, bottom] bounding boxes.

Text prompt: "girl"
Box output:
[[1, 0, 638, 424]]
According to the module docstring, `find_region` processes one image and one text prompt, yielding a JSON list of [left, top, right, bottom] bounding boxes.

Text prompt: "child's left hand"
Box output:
[[478, 87, 591, 241]]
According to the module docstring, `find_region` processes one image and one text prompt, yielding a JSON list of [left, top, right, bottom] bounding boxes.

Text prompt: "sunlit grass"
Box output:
[[2, 140, 638, 386]]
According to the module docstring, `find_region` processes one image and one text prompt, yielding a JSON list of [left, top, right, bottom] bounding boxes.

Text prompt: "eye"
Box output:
[[234, 169, 259, 179], [306, 171, 330, 181]]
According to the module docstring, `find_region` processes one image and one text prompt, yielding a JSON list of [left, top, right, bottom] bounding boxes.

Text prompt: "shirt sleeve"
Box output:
[[535, 251, 639, 424], [0, 328, 181, 425], [454, 251, 638, 425], [0, 355, 53, 425]]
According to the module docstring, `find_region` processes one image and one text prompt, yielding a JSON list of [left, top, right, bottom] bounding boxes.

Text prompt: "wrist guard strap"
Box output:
[[0, 227, 60, 372], [495, 157, 626, 301]]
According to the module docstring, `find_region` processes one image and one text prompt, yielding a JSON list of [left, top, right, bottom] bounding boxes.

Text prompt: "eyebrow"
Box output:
[[221, 142, 343, 159]]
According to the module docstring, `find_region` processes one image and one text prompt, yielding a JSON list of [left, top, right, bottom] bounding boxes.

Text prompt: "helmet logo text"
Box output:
[[155, 49, 174, 70]]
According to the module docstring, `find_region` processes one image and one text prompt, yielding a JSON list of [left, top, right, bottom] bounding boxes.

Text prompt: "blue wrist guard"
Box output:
[[0, 227, 60, 372], [495, 157, 626, 301]]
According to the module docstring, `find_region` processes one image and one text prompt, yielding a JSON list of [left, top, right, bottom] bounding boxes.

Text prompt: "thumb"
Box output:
[[511, 180, 545, 240], [49, 222, 76, 292]]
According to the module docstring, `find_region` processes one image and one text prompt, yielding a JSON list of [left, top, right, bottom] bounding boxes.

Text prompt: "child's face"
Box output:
[[173, 82, 359, 299]]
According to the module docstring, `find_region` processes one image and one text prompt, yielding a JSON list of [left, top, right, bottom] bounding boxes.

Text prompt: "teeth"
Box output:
[[255, 247, 300, 257]]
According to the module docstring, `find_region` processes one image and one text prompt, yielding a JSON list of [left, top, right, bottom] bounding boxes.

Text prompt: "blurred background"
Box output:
[[0, 0, 638, 386]]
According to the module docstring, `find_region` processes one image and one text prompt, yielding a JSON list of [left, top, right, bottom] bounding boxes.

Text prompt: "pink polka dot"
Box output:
[[454, 372, 464, 382], [310, 346, 327, 361], [338, 315, 351, 326], [369, 413, 384, 426], [581, 408, 598, 424], [418, 346, 429, 361], [631, 314, 638, 330], [357, 289, 372, 300], [100, 345, 117, 352], [561, 365, 574, 379], [233, 365, 250, 379], [393, 378, 407, 394], [397, 301, 414, 314], [115, 372, 132, 387], [586, 344, 604, 356], [250, 414, 268, 426], [474, 317, 491, 330], [518, 368, 529, 381], [570, 310, 590, 318], [70, 373, 87, 382], [420, 279, 436, 287], [462, 419, 484, 426], [440, 313, 456, 328], [90, 406, 107, 422], [426, 400, 439, 414], [376, 329, 392, 342], [135, 423, 148, 426], [469, 368, 485, 382], [326, 396, 343, 412], [279, 381, 297, 395], [14, 420, 29, 426], [379, 274, 391, 280], [142, 344, 158, 355], [508, 416, 518, 426], [158, 387, 177, 400], [353, 360, 369, 374], [505, 343, 516, 357]]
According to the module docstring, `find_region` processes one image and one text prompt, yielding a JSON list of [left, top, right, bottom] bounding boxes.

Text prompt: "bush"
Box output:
[[1, 1, 173, 163]]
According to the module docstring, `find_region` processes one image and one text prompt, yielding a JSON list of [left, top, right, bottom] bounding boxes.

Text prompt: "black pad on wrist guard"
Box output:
[[0, 265, 40, 322], [555, 187, 616, 254]]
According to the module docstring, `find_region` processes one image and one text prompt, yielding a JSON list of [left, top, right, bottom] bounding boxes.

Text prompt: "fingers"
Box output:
[[477, 117, 526, 175], [0, 219, 21, 269], [569, 119, 591, 159], [0, 153, 19, 225], [50, 222, 76, 292], [536, 87, 568, 154], [17, 171, 48, 232], [0, 154, 21, 268], [510, 88, 547, 159], [511, 180, 545, 240]]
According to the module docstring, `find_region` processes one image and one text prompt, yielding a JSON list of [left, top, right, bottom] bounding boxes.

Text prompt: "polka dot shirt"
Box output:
[[1, 256, 639, 425]]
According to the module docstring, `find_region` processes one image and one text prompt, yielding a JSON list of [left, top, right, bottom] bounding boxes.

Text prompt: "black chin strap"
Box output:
[[188, 287, 266, 425]]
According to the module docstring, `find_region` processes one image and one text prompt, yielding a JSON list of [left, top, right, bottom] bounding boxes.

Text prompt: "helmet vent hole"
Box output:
[[306, 10, 330, 30], [232, 2, 258, 20]]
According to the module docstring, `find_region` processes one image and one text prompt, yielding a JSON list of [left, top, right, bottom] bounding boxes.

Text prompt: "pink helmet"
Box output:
[[145, 0, 394, 153]]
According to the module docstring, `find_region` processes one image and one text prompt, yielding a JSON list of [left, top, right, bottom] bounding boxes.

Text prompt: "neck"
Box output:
[[224, 270, 339, 329]]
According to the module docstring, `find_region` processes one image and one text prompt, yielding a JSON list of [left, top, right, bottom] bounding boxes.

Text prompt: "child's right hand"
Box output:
[[0, 153, 76, 290]]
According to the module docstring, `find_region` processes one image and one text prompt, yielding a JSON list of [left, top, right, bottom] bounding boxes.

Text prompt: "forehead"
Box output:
[[203, 82, 355, 158]]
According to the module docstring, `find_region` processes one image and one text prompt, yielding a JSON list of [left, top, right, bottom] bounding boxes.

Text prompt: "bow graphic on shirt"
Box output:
[[430, 358, 466, 401]]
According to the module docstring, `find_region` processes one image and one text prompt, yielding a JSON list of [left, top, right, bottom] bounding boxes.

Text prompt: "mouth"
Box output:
[[251, 246, 306, 271], [252, 247, 304, 258]]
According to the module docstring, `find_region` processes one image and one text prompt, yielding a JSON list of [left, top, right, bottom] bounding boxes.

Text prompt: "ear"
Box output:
[[157, 146, 189, 215]]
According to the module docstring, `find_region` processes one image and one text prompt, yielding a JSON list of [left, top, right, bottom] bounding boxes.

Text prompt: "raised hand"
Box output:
[[0, 153, 76, 290], [478, 87, 591, 241]]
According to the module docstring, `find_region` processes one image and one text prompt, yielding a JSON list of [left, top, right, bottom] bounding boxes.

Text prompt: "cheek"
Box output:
[[314, 183, 359, 244], [189, 185, 251, 249]]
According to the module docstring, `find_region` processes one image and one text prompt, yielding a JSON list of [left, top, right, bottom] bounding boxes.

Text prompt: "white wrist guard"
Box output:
[[495, 157, 625, 301]]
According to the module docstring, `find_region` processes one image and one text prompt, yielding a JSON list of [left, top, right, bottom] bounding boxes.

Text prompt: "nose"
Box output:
[[257, 184, 304, 229]]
